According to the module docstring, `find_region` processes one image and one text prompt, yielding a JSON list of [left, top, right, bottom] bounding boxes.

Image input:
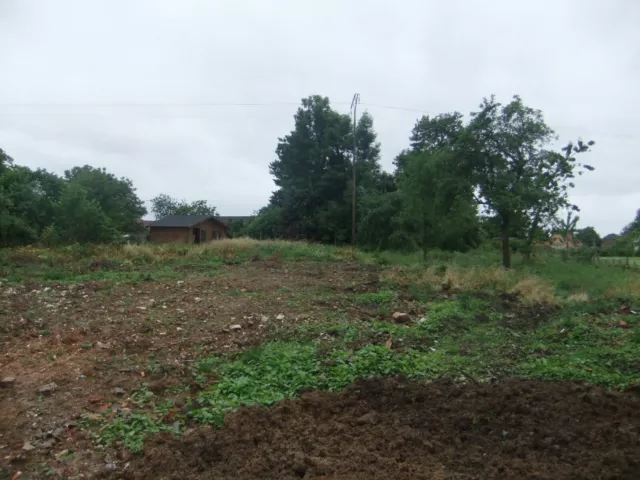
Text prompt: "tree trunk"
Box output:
[[525, 209, 541, 248], [501, 214, 511, 269]]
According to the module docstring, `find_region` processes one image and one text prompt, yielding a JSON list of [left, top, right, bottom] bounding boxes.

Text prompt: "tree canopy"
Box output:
[[0, 156, 146, 246], [150, 194, 217, 219]]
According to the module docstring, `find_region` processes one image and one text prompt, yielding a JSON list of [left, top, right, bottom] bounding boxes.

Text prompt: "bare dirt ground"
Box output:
[[0, 261, 379, 478], [2, 261, 639, 479], [126, 377, 640, 480]]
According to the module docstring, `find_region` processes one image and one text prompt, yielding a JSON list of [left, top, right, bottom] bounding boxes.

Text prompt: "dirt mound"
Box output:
[[122, 378, 640, 479]]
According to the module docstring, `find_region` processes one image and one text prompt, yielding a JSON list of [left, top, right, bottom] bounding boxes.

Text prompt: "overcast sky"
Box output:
[[1, 0, 638, 234]]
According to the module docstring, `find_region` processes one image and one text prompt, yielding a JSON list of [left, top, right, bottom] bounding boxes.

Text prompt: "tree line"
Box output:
[[0, 150, 147, 246], [1, 93, 638, 267], [243, 94, 602, 267]]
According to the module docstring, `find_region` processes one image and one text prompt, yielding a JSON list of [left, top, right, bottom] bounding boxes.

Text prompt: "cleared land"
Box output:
[[1, 240, 639, 479]]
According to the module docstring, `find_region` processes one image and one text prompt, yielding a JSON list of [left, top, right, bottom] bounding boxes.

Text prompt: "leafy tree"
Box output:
[[393, 112, 465, 176], [150, 194, 217, 219], [267, 95, 384, 242], [467, 95, 594, 267], [399, 150, 478, 259], [0, 148, 13, 173], [65, 166, 146, 233], [244, 205, 286, 239], [358, 191, 417, 251], [575, 226, 601, 247], [621, 209, 640, 236], [54, 183, 119, 243], [555, 210, 580, 243], [0, 165, 60, 246], [226, 219, 249, 238]]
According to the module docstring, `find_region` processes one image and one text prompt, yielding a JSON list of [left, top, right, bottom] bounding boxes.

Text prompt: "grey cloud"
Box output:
[[0, 0, 638, 230]]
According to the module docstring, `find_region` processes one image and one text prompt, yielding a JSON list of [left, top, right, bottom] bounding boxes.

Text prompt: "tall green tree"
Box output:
[[393, 112, 465, 175], [399, 149, 478, 259], [0, 163, 64, 246], [0, 148, 13, 173], [150, 194, 217, 219], [267, 95, 384, 242], [54, 183, 119, 244], [358, 191, 417, 251], [65, 166, 146, 233], [621, 209, 640, 236], [576, 226, 601, 247], [244, 205, 286, 239], [467, 95, 594, 267]]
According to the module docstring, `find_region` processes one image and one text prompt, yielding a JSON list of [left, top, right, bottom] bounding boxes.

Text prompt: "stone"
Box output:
[[260, 315, 269, 323], [112, 387, 126, 396], [22, 442, 35, 452], [229, 324, 242, 331], [0, 376, 16, 388], [38, 439, 56, 450], [38, 383, 57, 395], [392, 312, 411, 324], [52, 427, 66, 440], [276, 313, 285, 320]]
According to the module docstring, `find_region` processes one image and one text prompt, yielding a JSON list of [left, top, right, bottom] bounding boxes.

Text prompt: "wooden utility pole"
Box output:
[[350, 93, 360, 245]]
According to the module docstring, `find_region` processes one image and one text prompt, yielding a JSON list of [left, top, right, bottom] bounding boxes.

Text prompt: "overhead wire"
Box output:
[[0, 100, 634, 139]]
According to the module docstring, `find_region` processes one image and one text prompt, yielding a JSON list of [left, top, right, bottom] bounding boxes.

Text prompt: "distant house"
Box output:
[[601, 233, 619, 249], [149, 215, 228, 244]]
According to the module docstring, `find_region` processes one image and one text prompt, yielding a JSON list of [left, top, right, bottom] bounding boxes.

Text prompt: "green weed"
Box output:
[[354, 290, 395, 307], [97, 413, 170, 452]]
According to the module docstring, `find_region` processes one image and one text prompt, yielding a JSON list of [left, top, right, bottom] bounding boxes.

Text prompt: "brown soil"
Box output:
[[124, 377, 640, 480], [0, 262, 382, 478], [3, 261, 640, 479]]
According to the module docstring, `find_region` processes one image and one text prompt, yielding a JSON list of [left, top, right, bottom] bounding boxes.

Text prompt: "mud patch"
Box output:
[[124, 378, 640, 479]]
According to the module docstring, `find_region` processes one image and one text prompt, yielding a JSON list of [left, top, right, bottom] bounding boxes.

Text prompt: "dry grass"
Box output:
[[384, 265, 517, 294], [603, 280, 640, 302], [382, 264, 561, 307], [509, 277, 559, 307], [565, 292, 589, 303]]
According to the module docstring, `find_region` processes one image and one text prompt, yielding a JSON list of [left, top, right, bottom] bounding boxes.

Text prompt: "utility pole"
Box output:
[[350, 93, 360, 246]]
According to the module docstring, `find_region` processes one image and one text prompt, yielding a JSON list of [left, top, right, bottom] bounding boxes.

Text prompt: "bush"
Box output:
[[40, 225, 61, 247]]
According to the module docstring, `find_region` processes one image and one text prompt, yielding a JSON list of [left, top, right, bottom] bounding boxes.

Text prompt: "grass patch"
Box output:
[[354, 290, 395, 307]]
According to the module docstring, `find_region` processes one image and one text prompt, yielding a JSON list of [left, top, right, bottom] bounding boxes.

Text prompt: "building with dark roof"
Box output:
[[149, 215, 228, 244]]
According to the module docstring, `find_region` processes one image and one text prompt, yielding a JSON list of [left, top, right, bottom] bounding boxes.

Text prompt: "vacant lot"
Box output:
[[1, 240, 639, 479]]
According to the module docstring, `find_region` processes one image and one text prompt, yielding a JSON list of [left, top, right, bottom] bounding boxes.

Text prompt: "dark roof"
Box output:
[[218, 216, 254, 225], [150, 215, 228, 228]]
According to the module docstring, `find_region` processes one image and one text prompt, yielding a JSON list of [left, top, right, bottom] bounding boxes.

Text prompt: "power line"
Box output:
[[0, 101, 322, 107], [0, 100, 635, 140]]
